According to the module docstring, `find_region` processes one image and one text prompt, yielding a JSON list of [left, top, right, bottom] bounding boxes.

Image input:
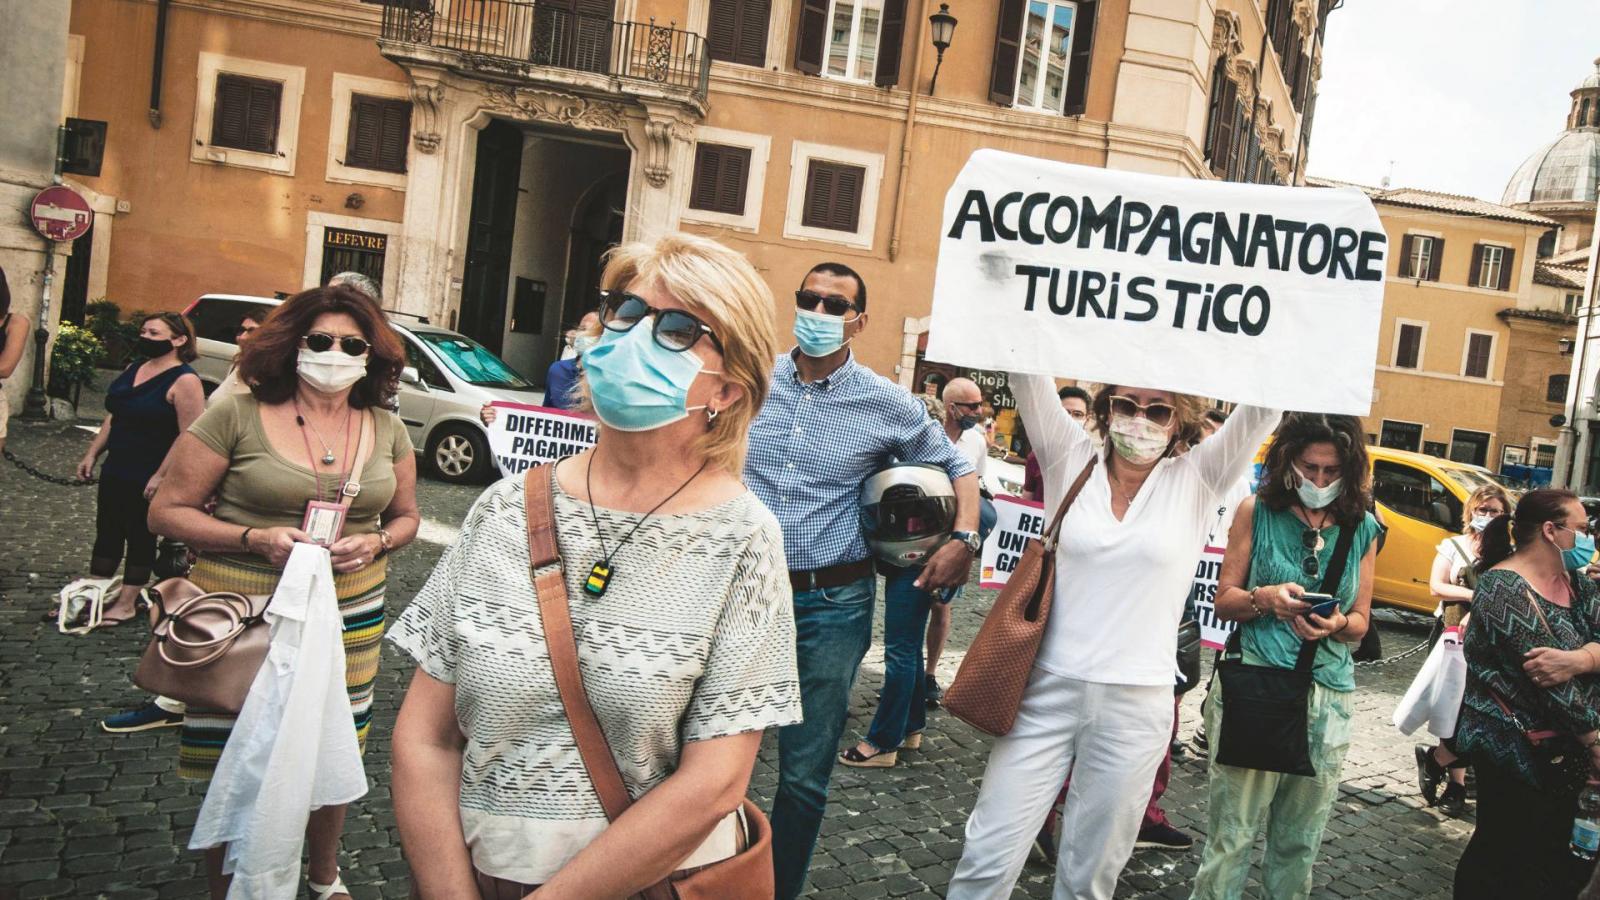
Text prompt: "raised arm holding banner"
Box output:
[[926, 150, 1387, 415]]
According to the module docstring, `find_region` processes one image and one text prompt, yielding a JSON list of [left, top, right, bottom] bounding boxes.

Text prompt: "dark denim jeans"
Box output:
[[770, 574, 875, 900], [865, 565, 933, 751]]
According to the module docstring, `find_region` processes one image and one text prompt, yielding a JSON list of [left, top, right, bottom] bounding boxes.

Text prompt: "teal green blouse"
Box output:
[[1238, 502, 1382, 692]]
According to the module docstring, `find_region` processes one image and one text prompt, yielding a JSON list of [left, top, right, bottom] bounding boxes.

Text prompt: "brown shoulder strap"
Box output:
[[523, 464, 675, 900], [1042, 458, 1097, 550], [337, 412, 374, 509]]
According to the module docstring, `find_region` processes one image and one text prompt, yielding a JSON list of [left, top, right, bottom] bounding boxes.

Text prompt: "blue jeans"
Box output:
[[771, 574, 875, 900], [865, 566, 933, 750], [943, 496, 998, 605]]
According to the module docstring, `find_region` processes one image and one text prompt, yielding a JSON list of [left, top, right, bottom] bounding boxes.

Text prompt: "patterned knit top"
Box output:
[[388, 471, 801, 884]]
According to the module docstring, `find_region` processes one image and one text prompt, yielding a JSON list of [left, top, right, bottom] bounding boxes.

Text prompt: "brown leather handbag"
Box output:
[[133, 580, 271, 713], [133, 414, 374, 715], [523, 465, 775, 900], [943, 458, 1096, 736]]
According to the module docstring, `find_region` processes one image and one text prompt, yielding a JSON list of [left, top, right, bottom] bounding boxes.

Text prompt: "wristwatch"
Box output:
[[951, 530, 982, 554]]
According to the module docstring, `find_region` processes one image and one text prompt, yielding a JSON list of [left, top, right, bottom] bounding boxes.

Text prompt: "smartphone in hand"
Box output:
[[1302, 592, 1339, 619]]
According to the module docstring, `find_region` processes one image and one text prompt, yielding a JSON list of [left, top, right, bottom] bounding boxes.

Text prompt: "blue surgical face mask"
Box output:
[[957, 415, 980, 431], [581, 320, 719, 432], [1558, 525, 1596, 572], [794, 308, 848, 358], [1292, 464, 1343, 510]]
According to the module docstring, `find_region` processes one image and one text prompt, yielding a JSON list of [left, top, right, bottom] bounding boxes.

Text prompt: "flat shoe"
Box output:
[[838, 745, 897, 768]]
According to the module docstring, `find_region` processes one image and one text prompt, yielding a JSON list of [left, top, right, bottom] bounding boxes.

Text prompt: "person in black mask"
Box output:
[[71, 312, 204, 626]]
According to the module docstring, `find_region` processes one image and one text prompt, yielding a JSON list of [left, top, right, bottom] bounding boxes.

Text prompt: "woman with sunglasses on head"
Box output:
[[1451, 489, 1600, 899], [1188, 414, 1380, 900], [948, 377, 1279, 899], [68, 313, 205, 627], [390, 233, 799, 898], [148, 286, 421, 900], [1415, 483, 1513, 816]]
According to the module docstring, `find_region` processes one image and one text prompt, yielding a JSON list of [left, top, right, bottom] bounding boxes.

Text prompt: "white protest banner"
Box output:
[[927, 150, 1387, 414], [979, 494, 1048, 590], [1188, 544, 1236, 650], [485, 402, 598, 476]]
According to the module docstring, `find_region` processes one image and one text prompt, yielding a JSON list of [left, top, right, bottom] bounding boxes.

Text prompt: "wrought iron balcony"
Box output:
[[380, 1, 709, 101]]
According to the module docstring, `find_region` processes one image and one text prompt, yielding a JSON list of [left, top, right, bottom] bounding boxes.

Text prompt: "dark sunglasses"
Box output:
[[951, 401, 983, 413], [598, 291, 724, 355], [1108, 395, 1176, 428], [236, 324, 258, 336], [795, 289, 859, 318], [1300, 528, 1322, 579], [302, 332, 370, 356]]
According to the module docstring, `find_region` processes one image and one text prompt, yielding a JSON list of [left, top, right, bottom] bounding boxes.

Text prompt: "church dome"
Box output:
[[1502, 130, 1600, 205]]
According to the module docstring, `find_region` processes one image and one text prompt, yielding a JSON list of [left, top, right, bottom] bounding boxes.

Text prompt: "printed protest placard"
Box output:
[[485, 402, 598, 476], [927, 150, 1387, 414], [979, 494, 1048, 590], [1189, 544, 1237, 650]]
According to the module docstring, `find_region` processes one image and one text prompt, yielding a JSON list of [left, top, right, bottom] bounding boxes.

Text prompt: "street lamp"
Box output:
[[927, 3, 957, 95]]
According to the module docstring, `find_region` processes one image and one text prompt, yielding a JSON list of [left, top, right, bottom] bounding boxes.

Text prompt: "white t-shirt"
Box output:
[[1015, 373, 1281, 686], [955, 426, 989, 490]]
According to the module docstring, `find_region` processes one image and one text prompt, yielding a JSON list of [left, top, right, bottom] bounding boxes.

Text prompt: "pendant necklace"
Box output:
[[1299, 505, 1331, 553], [294, 403, 355, 501], [582, 454, 709, 598], [294, 397, 351, 465]]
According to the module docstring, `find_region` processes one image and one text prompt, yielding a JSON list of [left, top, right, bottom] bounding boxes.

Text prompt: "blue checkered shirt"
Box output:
[[743, 352, 975, 571]]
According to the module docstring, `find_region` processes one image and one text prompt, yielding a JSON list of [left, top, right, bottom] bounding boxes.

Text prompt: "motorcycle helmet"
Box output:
[[861, 462, 957, 568]]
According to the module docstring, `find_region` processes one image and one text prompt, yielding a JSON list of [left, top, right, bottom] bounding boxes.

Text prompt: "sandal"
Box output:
[[838, 744, 898, 768], [902, 731, 924, 751], [308, 871, 352, 900]]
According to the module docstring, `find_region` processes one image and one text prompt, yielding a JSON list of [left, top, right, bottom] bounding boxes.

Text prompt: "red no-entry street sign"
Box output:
[[29, 185, 93, 243]]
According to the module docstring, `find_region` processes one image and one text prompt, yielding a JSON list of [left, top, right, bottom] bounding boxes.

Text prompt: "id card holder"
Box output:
[[302, 500, 348, 546]]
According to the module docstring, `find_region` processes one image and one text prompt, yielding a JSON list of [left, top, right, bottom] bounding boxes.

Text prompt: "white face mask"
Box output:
[[1470, 514, 1495, 532], [297, 348, 368, 393], [1292, 464, 1343, 510], [1108, 413, 1170, 465]]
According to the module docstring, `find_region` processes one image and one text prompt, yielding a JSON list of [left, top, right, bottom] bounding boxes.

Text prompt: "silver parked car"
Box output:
[[183, 293, 541, 484]]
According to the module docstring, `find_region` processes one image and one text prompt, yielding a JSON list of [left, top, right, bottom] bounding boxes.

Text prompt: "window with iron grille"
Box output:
[[801, 160, 865, 233], [1549, 374, 1570, 403], [689, 143, 752, 215], [345, 94, 411, 173], [212, 73, 282, 154]]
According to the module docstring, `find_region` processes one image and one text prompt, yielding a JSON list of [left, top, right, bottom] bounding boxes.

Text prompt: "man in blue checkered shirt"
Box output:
[[746, 262, 980, 899]]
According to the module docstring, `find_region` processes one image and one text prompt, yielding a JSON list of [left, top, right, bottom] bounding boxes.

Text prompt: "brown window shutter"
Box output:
[[1498, 247, 1515, 291], [689, 143, 751, 214], [1212, 77, 1237, 177], [737, 0, 771, 67], [245, 80, 281, 153], [1425, 237, 1443, 281], [794, 0, 829, 75], [988, 0, 1028, 104], [1468, 243, 1484, 287], [874, 0, 908, 88], [377, 100, 411, 172], [802, 160, 865, 232], [1061, 0, 1098, 116], [708, 0, 739, 63], [1397, 235, 1414, 277], [832, 164, 862, 231], [211, 75, 250, 148], [347, 96, 379, 167], [212, 74, 280, 153]]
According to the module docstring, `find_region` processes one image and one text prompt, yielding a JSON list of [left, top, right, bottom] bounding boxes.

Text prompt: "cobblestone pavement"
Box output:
[[2, 412, 1471, 899]]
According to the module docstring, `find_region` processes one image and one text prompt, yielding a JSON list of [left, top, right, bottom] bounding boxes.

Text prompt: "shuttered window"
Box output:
[[1398, 235, 1442, 281], [801, 159, 865, 233], [708, 0, 770, 67], [1464, 333, 1493, 379], [1204, 56, 1236, 177], [211, 74, 282, 154], [345, 94, 412, 173], [991, 0, 1095, 113], [1470, 244, 1514, 291], [688, 143, 752, 215], [1394, 323, 1422, 369]]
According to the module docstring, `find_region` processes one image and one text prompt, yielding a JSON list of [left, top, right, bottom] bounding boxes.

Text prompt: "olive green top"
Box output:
[[188, 393, 413, 553]]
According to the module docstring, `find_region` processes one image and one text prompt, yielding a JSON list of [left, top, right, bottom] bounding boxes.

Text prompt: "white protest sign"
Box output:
[[979, 494, 1048, 589], [1188, 544, 1236, 650], [927, 150, 1387, 414], [485, 402, 598, 476]]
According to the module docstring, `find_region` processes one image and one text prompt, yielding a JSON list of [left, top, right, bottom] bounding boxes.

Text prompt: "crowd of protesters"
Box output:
[[30, 231, 1600, 900]]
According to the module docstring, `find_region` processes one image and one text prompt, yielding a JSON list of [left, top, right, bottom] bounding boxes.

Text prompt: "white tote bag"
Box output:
[[1393, 634, 1468, 739]]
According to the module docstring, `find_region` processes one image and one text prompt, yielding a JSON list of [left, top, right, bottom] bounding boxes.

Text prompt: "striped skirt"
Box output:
[[177, 553, 387, 781]]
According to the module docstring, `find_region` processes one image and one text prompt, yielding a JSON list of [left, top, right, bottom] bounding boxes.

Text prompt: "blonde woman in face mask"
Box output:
[[948, 376, 1280, 900], [148, 285, 421, 900]]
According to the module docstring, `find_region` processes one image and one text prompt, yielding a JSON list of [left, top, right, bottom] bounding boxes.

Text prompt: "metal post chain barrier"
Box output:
[[1353, 635, 1433, 668], [2, 446, 96, 486]]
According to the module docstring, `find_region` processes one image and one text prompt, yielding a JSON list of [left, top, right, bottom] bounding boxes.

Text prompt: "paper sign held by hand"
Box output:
[[927, 150, 1387, 415]]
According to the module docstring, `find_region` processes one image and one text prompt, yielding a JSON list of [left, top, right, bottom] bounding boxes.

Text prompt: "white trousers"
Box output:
[[948, 669, 1173, 900]]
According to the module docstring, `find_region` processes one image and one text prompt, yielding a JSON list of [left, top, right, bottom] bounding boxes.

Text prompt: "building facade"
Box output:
[[60, 0, 1329, 428], [1311, 178, 1555, 469]]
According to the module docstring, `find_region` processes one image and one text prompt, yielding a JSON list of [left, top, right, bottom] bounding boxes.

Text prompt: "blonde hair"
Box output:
[[1461, 483, 1512, 533], [1090, 384, 1208, 451], [581, 233, 780, 474]]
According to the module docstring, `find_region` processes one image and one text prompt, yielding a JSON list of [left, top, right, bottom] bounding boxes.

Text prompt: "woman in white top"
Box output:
[[1416, 483, 1511, 816], [389, 233, 801, 897], [948, 375, 1278, 900]]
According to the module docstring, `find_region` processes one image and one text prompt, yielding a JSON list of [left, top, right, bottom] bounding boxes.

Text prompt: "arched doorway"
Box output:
[[561, 171, 627, 336]]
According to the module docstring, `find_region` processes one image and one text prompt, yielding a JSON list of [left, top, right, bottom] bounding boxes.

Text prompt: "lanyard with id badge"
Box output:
[[296, 405, 372, 546]]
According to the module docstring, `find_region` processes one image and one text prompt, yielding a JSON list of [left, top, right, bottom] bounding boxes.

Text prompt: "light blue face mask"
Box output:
[[1558, 525, 1597, 571], [581, 320, 719, 432], [794, 308, 848, 358], [1292, 464, 1342, 510]]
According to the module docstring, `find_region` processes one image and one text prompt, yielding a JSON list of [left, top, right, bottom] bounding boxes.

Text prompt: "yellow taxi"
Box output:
[[1367, 446, 1512, 614]]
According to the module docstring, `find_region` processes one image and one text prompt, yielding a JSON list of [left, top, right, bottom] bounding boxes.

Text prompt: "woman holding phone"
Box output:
[[1190, 413, 1382, 900]]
